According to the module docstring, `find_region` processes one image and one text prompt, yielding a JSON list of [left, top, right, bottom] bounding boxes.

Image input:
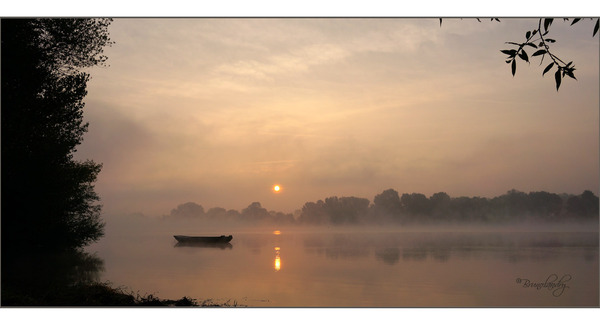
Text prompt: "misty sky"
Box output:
[[74, 18, 599, 216]]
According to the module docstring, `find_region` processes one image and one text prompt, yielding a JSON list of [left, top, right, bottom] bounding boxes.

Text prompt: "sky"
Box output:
[[74, 18, 599, 216]]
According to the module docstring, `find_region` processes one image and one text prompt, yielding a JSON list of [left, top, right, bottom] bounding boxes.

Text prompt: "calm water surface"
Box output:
[[86, 217, 599, 307]]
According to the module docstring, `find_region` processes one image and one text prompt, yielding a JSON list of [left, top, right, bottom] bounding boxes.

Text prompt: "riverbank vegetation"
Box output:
[[2, 282, 239, 306]]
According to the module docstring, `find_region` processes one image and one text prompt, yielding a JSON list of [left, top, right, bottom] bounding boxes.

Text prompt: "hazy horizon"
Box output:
[[73, 18, 599, 216]]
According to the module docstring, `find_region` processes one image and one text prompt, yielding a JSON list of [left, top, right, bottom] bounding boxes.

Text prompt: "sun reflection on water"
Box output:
[[274, 246, 281, 271]]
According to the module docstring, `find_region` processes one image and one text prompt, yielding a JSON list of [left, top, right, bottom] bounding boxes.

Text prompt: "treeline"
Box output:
[[298, 189, 599, 225], [166, 189, 598, 226], [165, 201, 295, 226]]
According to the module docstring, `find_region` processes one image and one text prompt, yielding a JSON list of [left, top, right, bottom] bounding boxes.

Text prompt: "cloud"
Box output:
[[78, 18, 598, 215], [212, 43, 350, 83]]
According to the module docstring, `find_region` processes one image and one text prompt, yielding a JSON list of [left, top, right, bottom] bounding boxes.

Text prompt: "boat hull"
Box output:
[[173, 235, 233, 244], [175, 242, 233, 249]]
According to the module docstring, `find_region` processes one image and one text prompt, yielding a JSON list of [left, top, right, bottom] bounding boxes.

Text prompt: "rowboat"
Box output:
[[173, 235, 233, 244], [175, 242, 233, 249]]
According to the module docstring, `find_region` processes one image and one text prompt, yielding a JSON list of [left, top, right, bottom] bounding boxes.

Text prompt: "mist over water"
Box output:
[[85, 214, 599, 307]]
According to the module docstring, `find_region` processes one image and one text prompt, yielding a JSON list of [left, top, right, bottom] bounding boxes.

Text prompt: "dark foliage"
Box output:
[[1, 18, 112, 257], [294, 189, 598, 225], [241, 201, 271, 222], [443, 17, 598, 91], [566, 190, 600, 217], [499, 18, 598, 90], [171, 202, 206, 218], [167, 188, 598, 227], [165, 201, 294, 225], [373, 189, 402, 219]]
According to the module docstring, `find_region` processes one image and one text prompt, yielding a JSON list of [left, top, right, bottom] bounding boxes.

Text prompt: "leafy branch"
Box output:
[[501, 18, 599, 91]]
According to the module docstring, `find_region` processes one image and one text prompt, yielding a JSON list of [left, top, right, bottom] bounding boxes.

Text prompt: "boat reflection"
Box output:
[[274, 246, 281, 271], [174, 242, 233, 249]]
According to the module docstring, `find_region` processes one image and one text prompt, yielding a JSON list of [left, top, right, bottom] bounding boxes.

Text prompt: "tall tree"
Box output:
[[373, 189, 402, 218], [1, 18, 112, 254]]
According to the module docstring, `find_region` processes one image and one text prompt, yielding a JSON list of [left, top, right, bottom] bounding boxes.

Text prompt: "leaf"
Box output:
[[532, 29, 537, 36], [501, 49, 517, 56], [525, 43, 537, 48], [532, 49, 547, 56], [566, 61, 573, 67], [570, 18, 581, 25], [511, 59, 516, 76], [526, 31, 531, 39], [594, 18, 599, 37], [565, 70, 577, 80], [518, 50, 529, 62], [543, 62, 554, 76], [555, 69, 562, 91], [476, 18, 481, 22], [545, 38, 556, 43], [505, 42, 520, 45], [544, 18, 554, 32], [439, 18, 442, 27]]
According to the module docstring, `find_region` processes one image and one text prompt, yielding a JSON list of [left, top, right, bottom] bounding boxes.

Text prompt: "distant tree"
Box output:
[[451, 197, 473, 221], [429, 192, 452, 219], [241, 202, 270, 222], [170, 202, 205, 218], [373, 189, 402, 219], [269, 211, 295, 225], [205, 207, 227, 219], [298, 196, 372, 225], [2, 18, 112, 254], [499, 189, 531, 219], [566, 190, 599, 218], [475, 197, 492, 221], [323, 196, 370, 224], [226, 209, 241, 219], [528, 191, 563, 219], [299, 200, 329, 225], [400, 193, 431, 218]]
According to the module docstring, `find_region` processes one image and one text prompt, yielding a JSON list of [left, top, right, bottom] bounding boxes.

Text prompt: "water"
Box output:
[[86, 217, 599, 307]]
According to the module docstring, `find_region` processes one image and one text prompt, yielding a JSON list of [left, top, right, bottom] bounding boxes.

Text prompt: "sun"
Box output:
[[273, 185, 281, 193]]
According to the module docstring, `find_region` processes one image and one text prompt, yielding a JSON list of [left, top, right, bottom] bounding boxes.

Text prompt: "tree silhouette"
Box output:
[[241, 202, 270, 222], [567, 190, 600, 218], [528, 191, 563, 219], [323, 196, 370, 224], [1, 19, 112, 255], [373, 189, 402, 218], [170, 202, 205, 218], [429, 192, 451, 219], [299, 200, 329, 224], [400, 193, 431, 217]]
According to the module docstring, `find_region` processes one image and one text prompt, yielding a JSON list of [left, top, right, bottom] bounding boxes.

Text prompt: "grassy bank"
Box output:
[[1, 282, 240, 307]]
